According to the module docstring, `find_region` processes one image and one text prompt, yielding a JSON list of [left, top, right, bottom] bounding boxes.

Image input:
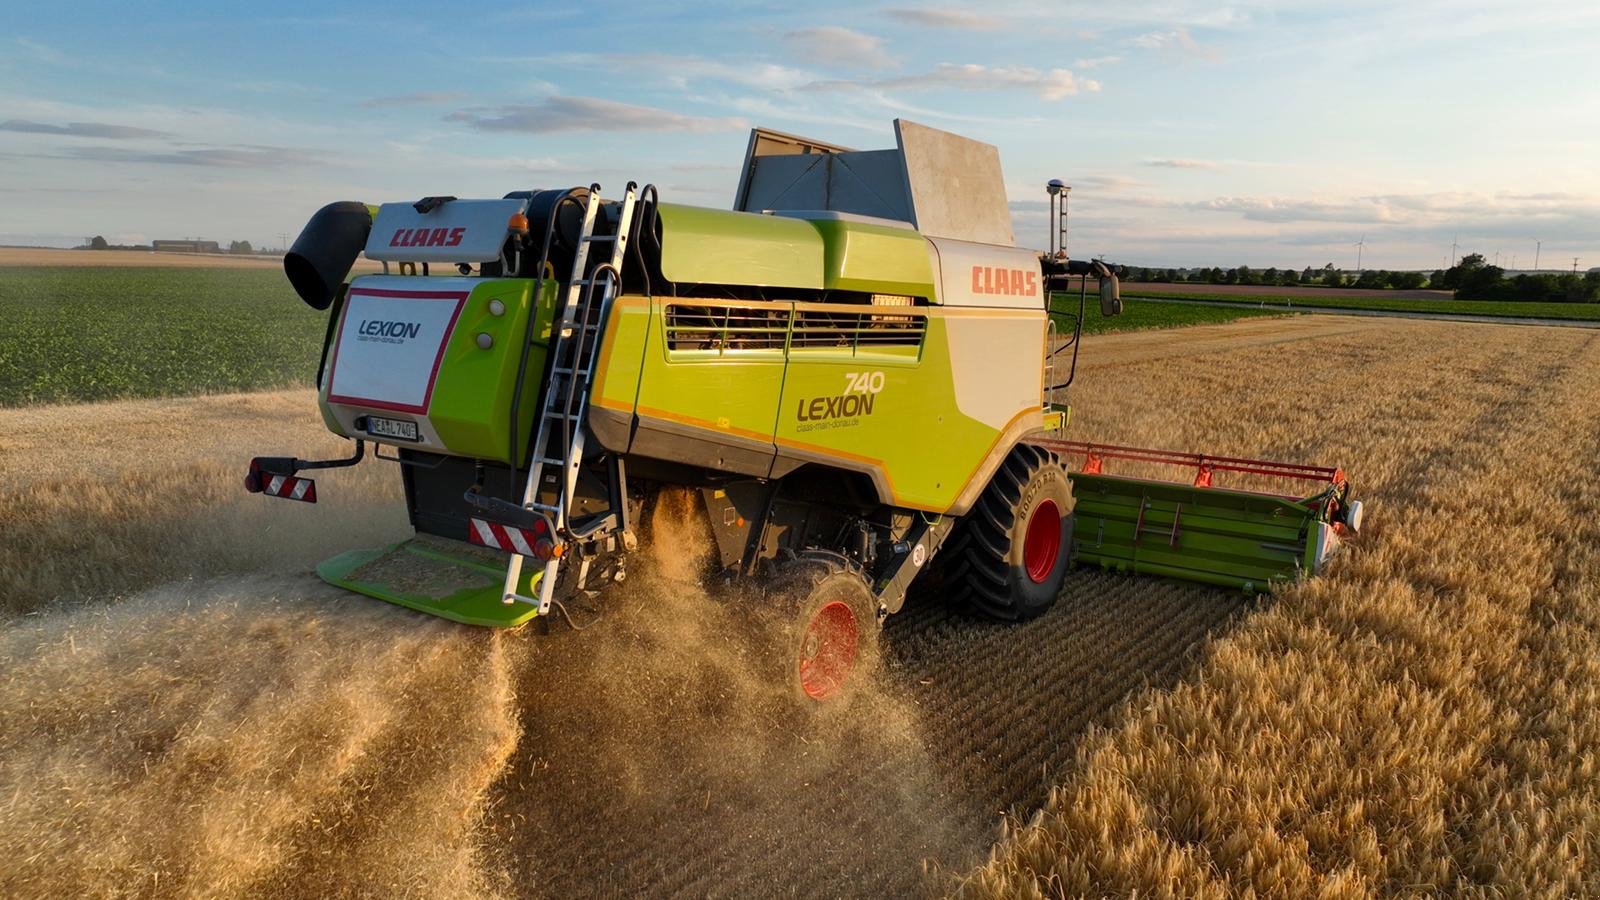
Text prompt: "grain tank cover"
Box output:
[[366, 198, 528, 263], [735, 118, 1014, 247]]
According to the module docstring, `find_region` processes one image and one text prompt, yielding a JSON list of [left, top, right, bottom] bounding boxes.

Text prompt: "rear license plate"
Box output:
[[366, 416, 420, 442]]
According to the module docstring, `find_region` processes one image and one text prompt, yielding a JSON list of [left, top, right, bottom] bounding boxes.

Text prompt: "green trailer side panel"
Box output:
[[773, 314, 1003, 511], [632, 297, 789, 462], [1068, 472, 1326, 592], [591, 297, 1020, 512], [656, 203, 825, 289], [590, 296, 653, 418], [809, 218, 938, 299]]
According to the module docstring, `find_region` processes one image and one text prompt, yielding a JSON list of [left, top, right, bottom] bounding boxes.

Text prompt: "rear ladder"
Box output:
[[502, 183, 638, 613]]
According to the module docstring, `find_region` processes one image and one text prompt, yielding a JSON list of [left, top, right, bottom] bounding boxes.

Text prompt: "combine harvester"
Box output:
[[249, 120, 1362, 703]]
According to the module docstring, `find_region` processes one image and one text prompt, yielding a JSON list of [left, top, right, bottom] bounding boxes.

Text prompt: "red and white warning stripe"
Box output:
[[468, 516, 553, 559], [263, 474, 317, 503]]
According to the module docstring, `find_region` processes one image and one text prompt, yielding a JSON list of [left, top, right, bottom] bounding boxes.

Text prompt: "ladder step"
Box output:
[[581, 234, 617, 243]]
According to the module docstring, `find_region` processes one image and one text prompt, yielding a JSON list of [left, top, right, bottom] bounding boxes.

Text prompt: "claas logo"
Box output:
[[971, 265, 1038, 296], [389, 227, 467, 248]]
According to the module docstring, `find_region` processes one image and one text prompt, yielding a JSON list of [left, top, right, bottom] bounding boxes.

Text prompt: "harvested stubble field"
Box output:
[[1, 315, 1596, 898]]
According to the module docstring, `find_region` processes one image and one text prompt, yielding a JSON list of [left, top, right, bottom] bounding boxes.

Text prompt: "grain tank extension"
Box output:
[[247, 120, 1363, 704]]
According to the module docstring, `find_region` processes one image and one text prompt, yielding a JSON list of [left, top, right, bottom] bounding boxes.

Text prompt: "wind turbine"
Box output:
[[1355, 235, 1365, 272]]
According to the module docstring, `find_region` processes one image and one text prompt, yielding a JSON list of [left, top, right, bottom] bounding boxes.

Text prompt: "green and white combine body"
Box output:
[[253, 118, 1362, 656]]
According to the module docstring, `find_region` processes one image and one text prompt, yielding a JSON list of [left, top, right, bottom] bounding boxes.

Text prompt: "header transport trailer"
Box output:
[[248, 120, 1362, 704]]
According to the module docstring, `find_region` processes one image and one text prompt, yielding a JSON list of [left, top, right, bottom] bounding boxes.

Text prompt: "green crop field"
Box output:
[[0, 266, 326, 407], [1122, 286, 1600, 321], [1, 266, 1288, 408], [1057, 293, 1289, 334]]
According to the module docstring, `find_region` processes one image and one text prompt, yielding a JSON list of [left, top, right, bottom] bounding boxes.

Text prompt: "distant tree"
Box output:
[[1354, 269, 1388, 289], [1448, 254, 1509, 299], [1437, 253, 1484, 291], [1302, 266, 1316, 283], [229, 240, 254, 254], [1388, 271, 1427, 290], [1321, 265, 1344, 288], [1428, 269, 1445, 288], [1235, 265, 1255, 285], [1260, 266, 1279, 286], [1281, 268, 1301, 286], [89, 235, 109, 250], [1163, 268, 1179, 282]]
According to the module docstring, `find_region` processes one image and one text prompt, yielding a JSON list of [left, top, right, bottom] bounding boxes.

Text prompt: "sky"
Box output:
[[2, 0, 1598, 270]]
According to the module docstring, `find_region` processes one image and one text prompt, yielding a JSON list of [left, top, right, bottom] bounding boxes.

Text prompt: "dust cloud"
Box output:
[[481, 488, 992, 895], [1, 488, 993, 898], [0, 577, 516, 898]]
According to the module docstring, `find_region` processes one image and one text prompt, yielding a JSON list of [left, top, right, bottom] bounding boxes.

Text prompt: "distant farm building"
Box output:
[[152, 239, 221, 254]]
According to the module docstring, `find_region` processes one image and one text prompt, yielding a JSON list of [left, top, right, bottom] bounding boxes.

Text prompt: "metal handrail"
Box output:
[[1036, 438, 1346, 487], [507, 187, 589, 481]]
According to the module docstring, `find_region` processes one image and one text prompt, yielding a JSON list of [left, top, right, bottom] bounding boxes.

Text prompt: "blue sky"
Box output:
[[3, 0, 1598, 269]]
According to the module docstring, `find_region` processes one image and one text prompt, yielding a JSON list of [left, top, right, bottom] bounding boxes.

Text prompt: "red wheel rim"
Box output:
[[1023, 499, 1063, 584], [798, 600, 858, 701]]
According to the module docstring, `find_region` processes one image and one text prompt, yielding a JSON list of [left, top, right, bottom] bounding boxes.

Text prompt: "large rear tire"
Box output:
[[945, 444, 1073, 621], [760, 561, 881, 707]]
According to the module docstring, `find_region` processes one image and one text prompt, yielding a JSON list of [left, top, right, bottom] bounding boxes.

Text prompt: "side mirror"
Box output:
[[1099, 272, 1123, 316]]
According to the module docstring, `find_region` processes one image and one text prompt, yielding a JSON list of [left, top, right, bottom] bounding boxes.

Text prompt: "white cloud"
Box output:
[[42, 145, 317, 168], [0, 119, 172, 139], [616, 55, 815, 92], [503, 54, 816, 93], [446, 96, 745, 134], [882, 9, 1005, 30], [12, 37, 71, 66], [1183, 191, 1600, 233], [1072, 56, 1122, 70], [1127, 26, 1216, 59], [361, 91, 471, 108], [1146, 158, 1219, 169], [876, 64, 1098, 101], [782, 27, 893, 68]]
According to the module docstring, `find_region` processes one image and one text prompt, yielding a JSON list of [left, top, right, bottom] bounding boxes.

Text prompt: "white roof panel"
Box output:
[[366, 198, 526, 263]]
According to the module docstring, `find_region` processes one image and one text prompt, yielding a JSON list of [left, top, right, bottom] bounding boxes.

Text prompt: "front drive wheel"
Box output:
[[946, 444, 1073, 621], [762, 564, 881, 706]]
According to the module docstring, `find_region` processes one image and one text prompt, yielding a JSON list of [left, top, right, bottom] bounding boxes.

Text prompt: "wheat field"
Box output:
[[1, 315, 1595, 897], [959, 319, 1600, 896]]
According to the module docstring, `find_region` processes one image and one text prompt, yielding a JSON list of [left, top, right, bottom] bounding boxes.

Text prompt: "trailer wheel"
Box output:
[[947, 444, 1073, 621], [760, 562, 880, 706]]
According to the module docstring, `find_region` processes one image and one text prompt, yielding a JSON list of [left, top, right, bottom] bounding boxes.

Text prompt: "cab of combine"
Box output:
[[248, 118, 1361, 705]]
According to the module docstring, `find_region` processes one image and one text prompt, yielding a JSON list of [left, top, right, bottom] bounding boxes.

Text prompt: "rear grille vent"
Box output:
[[664, 303, 927, 356], [665, 305, 790, 352], [790, 310, 927, 351]]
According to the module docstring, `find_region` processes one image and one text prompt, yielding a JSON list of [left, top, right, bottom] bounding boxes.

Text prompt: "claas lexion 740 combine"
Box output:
[[250, 120, 1363, 703]]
